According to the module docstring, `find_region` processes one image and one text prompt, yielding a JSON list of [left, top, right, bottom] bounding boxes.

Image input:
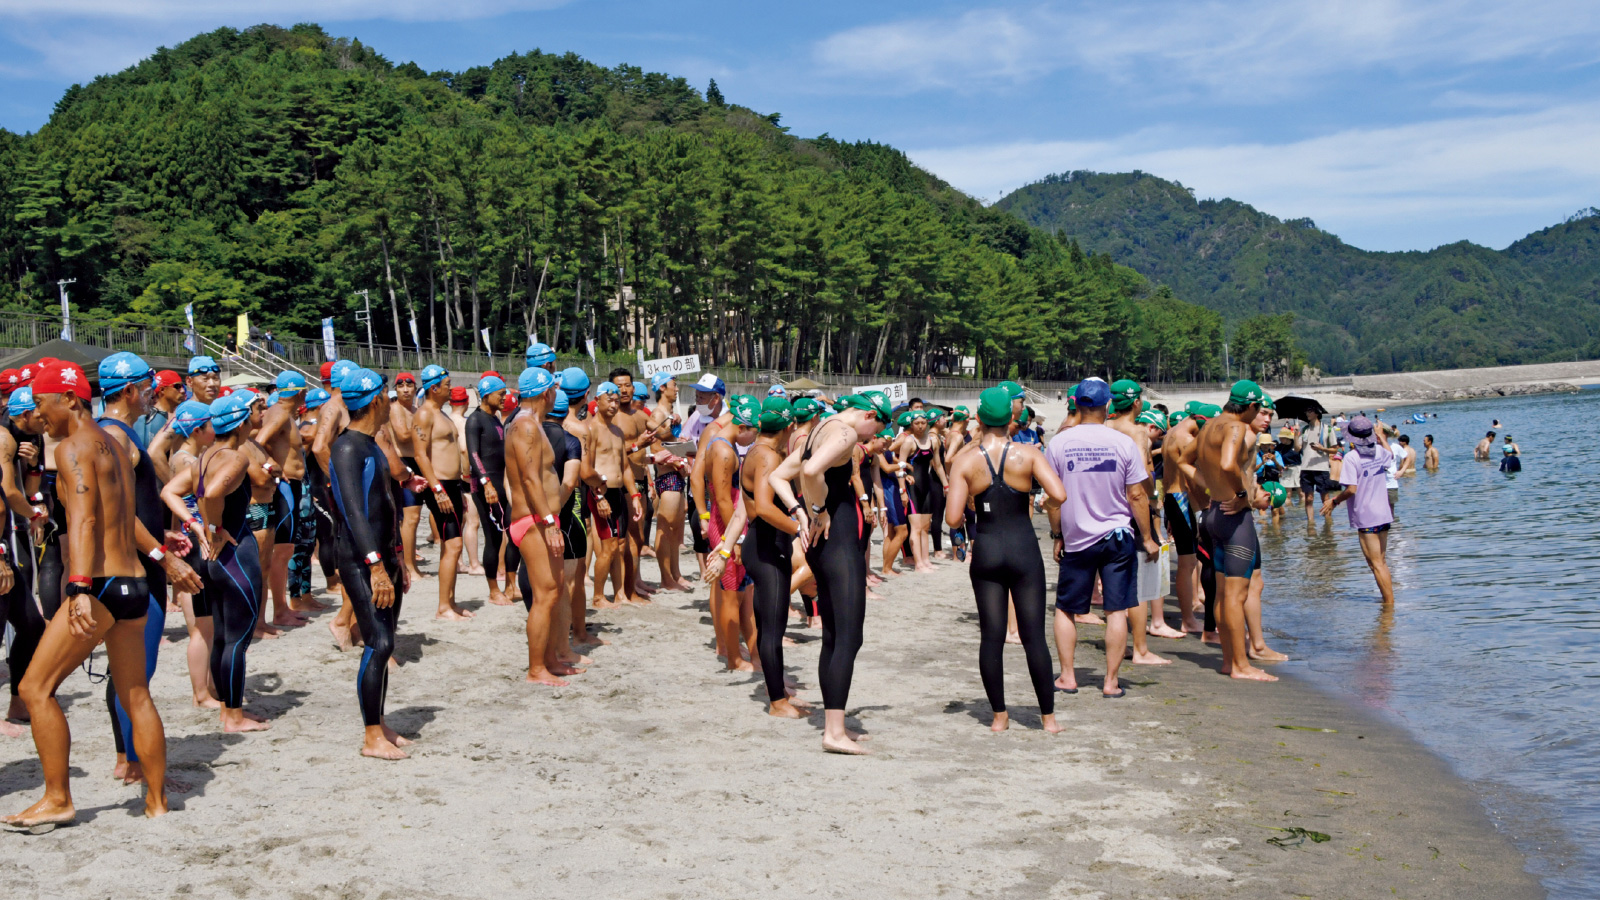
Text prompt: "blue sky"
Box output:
[[3, 0, 1598, 252]]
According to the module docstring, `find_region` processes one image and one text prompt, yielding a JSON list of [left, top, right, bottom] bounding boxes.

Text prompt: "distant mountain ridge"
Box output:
[[995, 171, 1600, 374]]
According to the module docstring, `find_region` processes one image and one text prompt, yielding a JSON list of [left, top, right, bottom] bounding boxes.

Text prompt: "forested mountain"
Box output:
[[0, 24, 1226, 382], [997, 171, 1600, 374]]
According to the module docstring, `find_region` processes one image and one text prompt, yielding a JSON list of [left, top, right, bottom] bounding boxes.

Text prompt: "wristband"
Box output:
[[207, 523, 218, 533], [717, 547, 731, 559], [68, 575, 92, 587], [699, 513, 711, 521], [1049, 531, 1063, 541], [0, 543, 7, 558], [28, 492, 43, 504], [479, 477, 489, 486], [147, 546, 166, 562], [859, 494, 869, 503], [540, 513, 557, 526], [432, 483, 444, 493], [364, 551, 382, 565], [30, 506, 46, 521], [810, 504, 825, 514], [631, 492, 642, 499]]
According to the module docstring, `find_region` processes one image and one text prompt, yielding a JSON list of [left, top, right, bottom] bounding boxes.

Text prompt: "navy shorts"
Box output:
[[1299, 469, 1333, 496], [1055, 530, 1139, 615]]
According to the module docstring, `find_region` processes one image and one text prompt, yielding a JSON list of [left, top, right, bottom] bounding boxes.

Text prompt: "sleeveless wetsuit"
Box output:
[[969, 444, 1054, 716], [801, 422, 868, 711], [199, 446, 263, 710]]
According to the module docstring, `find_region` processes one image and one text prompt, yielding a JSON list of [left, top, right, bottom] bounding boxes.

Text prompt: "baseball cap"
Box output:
[[343, 368, 386, 412], [1228, 379, 1265, 407], [188, 356, 220, 375], [693, 373, 726, 396], [1072, 378, 1111, 408], [98, 351, 153, 397]]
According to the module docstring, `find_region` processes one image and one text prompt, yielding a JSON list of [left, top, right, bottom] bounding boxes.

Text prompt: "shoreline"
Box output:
[[0, 531, 1542, 898]]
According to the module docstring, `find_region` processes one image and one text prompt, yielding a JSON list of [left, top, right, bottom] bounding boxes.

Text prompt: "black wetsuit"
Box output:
[[466, 409, 519, 589], [968, 444, 1053, 716], [96, 417, 168, 764], [199, 446, 262, 710], [3, 422, 43, 701], [745, 444, 794, 704], [801, 422, 868, 712], [329, 429, 403, 727]]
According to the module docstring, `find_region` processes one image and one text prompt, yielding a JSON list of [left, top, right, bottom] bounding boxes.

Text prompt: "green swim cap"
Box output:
[[730, 394, 760, 427], [951, 406, 969, 422], [1261, 481, 1288, 508], [1109, 379, 1143, 412], [977, 387, 1014, 426], [837, 391, 892, 422], [1067, 396, 1077, 412], [895, 411, 914, 428], [1168, 410, 1190, 427], [878, 427, 894, 440], [1228, 379, 1265, 407], [758, 397, 793, 433], [1142, 400, 1151, 412], [1137, 409, 1167, 430], [1016, 406, 1033, 425], [998, 380, 1024, 400], [790, 397, 821, 421], [1260, 394, 1276, 412]]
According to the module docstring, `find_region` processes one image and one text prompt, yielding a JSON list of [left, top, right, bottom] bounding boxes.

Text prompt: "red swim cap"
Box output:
[[0, 369, 16, 394], [154, 370, 183, 391], [449, 386, 468, 404], [31, 360, 91, 401], [320, 361, 335, 384], [395, 371, 416, 384]]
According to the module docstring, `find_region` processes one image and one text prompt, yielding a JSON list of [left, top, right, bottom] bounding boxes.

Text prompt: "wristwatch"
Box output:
[[1049, 531, 1063, 541], [810, 503, 826, 515], [1234, 490, 1247, 499]]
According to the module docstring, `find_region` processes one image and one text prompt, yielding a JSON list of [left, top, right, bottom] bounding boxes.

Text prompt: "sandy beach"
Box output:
[[0, 524, 1541, 899]]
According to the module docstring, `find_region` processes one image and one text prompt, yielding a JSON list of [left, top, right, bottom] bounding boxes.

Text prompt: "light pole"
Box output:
[[56, 278, 77, 341], [354, 289, 375, 364]]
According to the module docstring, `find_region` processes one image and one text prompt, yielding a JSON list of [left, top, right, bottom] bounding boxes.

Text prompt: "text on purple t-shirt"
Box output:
[[1044, 423, 1148, 552]]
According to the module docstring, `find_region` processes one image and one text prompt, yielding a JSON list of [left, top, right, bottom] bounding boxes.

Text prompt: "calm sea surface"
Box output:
[[1256, 387, 1599, 898]]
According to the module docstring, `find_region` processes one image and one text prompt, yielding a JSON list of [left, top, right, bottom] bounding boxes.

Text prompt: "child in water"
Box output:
[[1499, 435, 1521, 473]]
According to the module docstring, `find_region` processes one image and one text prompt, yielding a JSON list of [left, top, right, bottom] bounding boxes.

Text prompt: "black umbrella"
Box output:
[[1273, 395, 1328, 422]]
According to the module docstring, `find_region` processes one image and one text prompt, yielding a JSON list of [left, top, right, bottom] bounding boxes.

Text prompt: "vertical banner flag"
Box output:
[[584, 339, 598, 378], [183, 304, 196, 353], [408, 318, 421, 349], [236, 314, 250, 353], [321, 318, 337, 362]]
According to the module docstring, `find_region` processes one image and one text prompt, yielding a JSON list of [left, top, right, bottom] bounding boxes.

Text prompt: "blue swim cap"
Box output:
[[303, 388, 331, 410], [595, 381, 620, 397], [526, 342, 556, 368], [551, 391, 570, 416], [343, 368, 386, 411], [274, 370, 307, 394], [209, 394, 252, 435], [559, 367, 590, 397], [650, 371, 674, 393], [330, 359, 359, 387], [188, 356, 220, 375], [7, 386, 34, 416], [477, 375, 507, 397], [99, 351, 153, 398], [766, 384, 788, 398], [267, 390, 281, 406], [172, 400, 213, 437], [420, 364, 449, 390], [518, 367, 555, 396]]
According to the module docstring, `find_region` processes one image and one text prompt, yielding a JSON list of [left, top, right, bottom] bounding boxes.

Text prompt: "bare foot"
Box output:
[[990, 711, 1010, 733], [328, 620, 355, 651], [436, 606, 474, 620], [487, 591, 515, 607], [866, 589, 884, 601], [726, 658, 756, 673], [1249, 647, 1290, 662], [1202, 631, 1221, 645], [624, 594, 653, 605], [192, 697, 223, 710], [526, 667, 570, 686], [222, 717, 271, 733], [1148, 622, 1186, 639], [574, 632, 609, 647], [241, 709, 269, 723], [361, 738, 409, 760], [914, 564, 936, 573], [641, 546, 657, 558], [463, 563, 485, 576], [549, 662, 586, 676], [807, 616, 822, 629], [768, 698, 806, 718], [881, 568, 901, 578], [822, 733, 872, 755], [0, 719, 28, 739], [381, 725, 414, 747], [291, 595, 329, 612], [271, 611, 308, 628], [1054, 674, 1078, 693], [1130, 650, 1172, 666], [1229, 665, 1279, 682], [253, 624, 283, 640], [1005, 631, 1023, 645], [406, 569, 431, 582], [1074, 612, 1105, 626], [1041, 714, 1063, 734], [634, 580, 657, 596], [1180, 619, 1202, 634], [112, 759, 132, 781], [781, 635, 797, 646], [592, 596, 620, 610], [3, 797, 76, 829]]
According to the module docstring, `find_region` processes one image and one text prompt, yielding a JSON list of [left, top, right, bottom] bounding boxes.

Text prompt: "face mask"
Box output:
[[696, 403, 715, 418]]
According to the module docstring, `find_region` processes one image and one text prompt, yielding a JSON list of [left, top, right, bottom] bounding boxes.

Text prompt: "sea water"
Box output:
[[1257, 387, 1599, 898]]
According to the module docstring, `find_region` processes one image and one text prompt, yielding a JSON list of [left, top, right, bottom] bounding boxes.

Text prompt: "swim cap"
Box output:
[[895, 411, 914, 429], [559, 367, 591, 397], [188, 355, 220, 375], [650, 371, 674, 394], [551, 391, 570, 416], [6, 387, 34, 416], [268, 390, 281, 406], [477, 375, 507, 398], [951, 405, 969, 422], [33, 360, 91, 401], [449, 386, 468, 404], [1260, 394, 1276, 413], [394, 371, 416, 385], [758, 397, 793, 433], [1261, 481, 1288, 509], [526, 342, 556, 368], [878, 427, 895, 440], [304, 388, 331, 410], [1072, 378, 1110, 408], [1109, 378, 1142, 412], [0, 369, 17, 394], [766, 384, 788, 398], [998, 380, 1024, 400], [977, 387, 1013, 426], [1016, 407, 1033, 426], [517, 367, 556, 397], [343, 368, 386, 412], [274, 371, 307, 395], [791, 398, 821, 422], [172, 400, 213, 436], [856, 390, 893, 421], [1067, 397, 1077, 412], [595, 381, 620, 397], [319, 361, 336, 384], [1228, 379, 1265, 407], [99, 351, 153, 398], [330, 359, 359, 384], [693, 373, 726, 396], [1137, 409, 1167, 430], [209, 394, 252, 435], [1168, 410, 1190, 427], [726, 394, 758, 428], [420, 364, 449, 390]]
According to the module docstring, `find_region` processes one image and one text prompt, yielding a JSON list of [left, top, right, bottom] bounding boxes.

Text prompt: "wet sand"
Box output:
[[0, 529, 1541, 898]]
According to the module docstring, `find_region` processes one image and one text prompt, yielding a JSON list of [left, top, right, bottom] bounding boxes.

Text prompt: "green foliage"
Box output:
[[1231, 312, 1303, 380], [998, 171, 1600, 373]]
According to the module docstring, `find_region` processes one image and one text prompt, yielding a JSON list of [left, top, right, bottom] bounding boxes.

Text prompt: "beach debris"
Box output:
[[1254, 825, 1332, 849], [1276, 725, 1337, 733]]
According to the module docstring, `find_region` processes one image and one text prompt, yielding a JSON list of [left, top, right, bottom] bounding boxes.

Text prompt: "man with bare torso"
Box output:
[[5, 362, 172, 827], [412, 365, 471, 620], [1161, 408, 1204, 635], [258, 372, 311, 630], [1193, 381, 1276, 683], [387, 371, 428, 584], [609, 370, 655, 599], [589, 382, 644, 607]]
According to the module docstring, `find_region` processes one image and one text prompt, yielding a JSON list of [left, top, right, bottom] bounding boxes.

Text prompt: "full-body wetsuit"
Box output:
[[466, 409, 519, 589], [745, 444, 794, 704], [96, 417, 168, 763], [199, 447, 262, 711], [802, 423, 868, 712], [3, 422, 44, 704], [329, 429, 403, 727], [968, 445, 1053, 716]]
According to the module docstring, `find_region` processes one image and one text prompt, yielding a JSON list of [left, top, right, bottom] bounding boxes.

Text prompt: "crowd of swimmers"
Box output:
[[0, 345, 1425, 825]]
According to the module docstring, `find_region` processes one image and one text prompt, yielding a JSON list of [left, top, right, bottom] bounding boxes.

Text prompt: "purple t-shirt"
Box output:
[[1339, 444, 1394, 530], [1045, 423, 1148, 552]]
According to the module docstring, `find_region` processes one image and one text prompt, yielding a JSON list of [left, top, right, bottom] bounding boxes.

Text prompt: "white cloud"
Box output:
[[815, 1, 1600, 99], [906, 102, 1600, 250], [0, 0, 568, 21]]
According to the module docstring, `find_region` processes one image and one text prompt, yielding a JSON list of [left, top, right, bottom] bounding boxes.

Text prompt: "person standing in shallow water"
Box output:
[[1323, 415, 1396, 606]]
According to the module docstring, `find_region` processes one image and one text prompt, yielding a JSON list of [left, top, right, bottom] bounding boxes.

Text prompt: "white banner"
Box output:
[[321, 318, 337, 362], [857, 381, 909, 406], [480, 328, 493, 356], [408, 318, 421, 348], [640, 354, 701, 378]]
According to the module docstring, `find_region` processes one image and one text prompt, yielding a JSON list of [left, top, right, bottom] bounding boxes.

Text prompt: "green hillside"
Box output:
[[0, 24, 1226, 383], [996, 171, 1600, 374]]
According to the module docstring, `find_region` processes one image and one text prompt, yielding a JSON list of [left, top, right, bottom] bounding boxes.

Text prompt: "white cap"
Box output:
[[694, 373, 726, 395]]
